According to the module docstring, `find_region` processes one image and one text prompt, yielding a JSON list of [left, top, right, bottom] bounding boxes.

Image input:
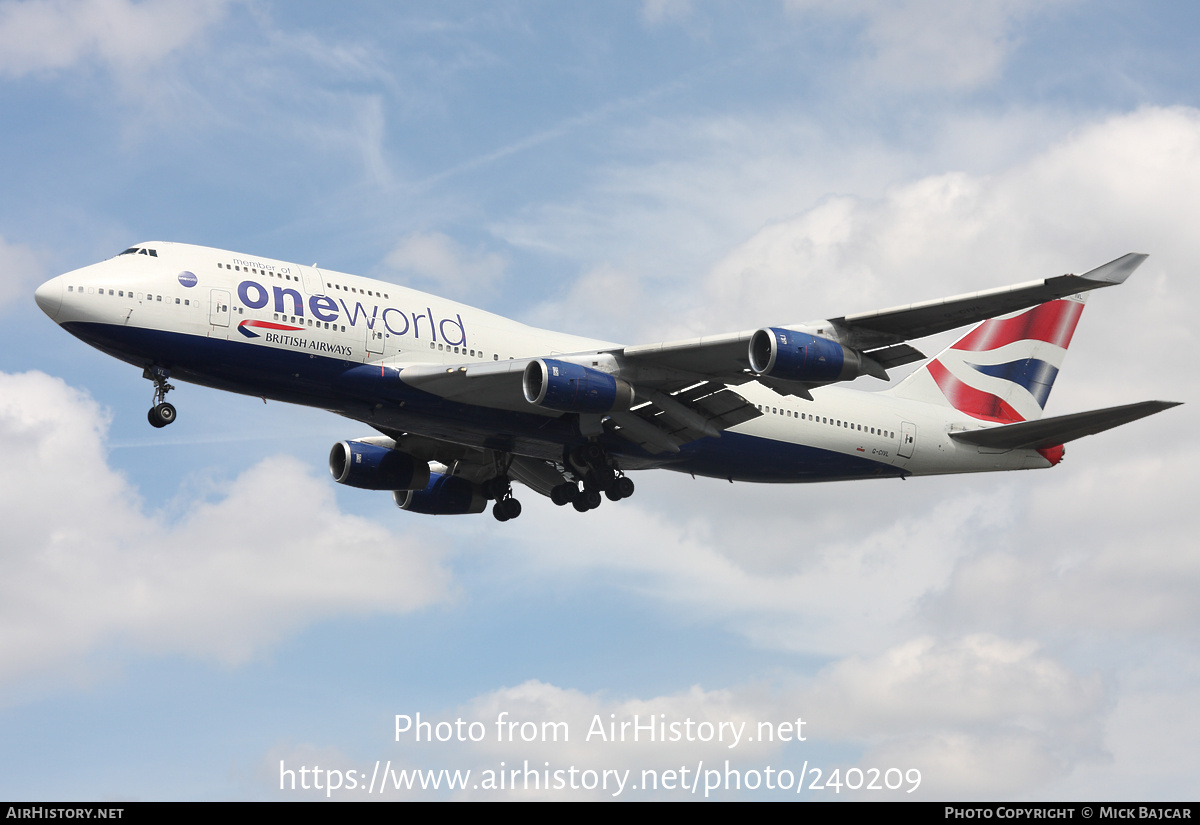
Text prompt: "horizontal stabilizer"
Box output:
[[949, 400, 1181, 450]]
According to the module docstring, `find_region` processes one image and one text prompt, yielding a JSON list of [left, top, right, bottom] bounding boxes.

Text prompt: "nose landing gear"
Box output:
[[143, 365, 177, 428]]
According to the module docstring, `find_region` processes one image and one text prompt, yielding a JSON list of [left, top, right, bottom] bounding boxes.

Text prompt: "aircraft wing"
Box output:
[[618, 253, 1148, 380], [948, 400, 1180, 450], [827, 253, 1148, 350], [386, 360, 761, 454]]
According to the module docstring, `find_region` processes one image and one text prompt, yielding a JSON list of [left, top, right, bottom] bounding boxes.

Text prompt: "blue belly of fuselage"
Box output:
[[64, 321, 903, 483]]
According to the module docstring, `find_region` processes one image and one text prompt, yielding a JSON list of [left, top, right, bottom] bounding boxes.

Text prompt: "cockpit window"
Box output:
[[118, 247, 158, 257]]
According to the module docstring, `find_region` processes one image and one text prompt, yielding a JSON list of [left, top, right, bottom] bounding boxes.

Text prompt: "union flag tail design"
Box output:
[[885, 294, 1088, 422]]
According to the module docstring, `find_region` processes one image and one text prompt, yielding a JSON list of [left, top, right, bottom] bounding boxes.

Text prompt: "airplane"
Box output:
[[33, 243, 1179, 521]]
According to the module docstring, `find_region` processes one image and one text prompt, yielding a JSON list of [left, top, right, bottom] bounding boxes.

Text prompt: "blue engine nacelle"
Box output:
[[522, 359, 635, 414], [394, 472, 488, 515], [749, 328, 875, 383], [329, 440, 432, 491]]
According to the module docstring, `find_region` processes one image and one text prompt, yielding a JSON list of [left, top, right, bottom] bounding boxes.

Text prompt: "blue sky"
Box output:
[[1, 0, 1197, 800]]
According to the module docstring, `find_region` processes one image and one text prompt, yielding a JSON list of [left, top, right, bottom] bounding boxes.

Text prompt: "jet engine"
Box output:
[[329, 440, 431, 491], [394, 472, 488, 515], [749, 328, 883, 383], [522, 358, 635, 414]]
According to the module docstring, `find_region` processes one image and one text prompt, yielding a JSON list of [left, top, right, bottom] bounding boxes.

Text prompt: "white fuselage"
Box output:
[[34, 241, 1050, 485]]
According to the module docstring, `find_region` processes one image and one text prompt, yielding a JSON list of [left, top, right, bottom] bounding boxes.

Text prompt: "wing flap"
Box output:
[[609, 382, 760, 453], [866, 343, 927, 370], [948, 400, 1180, 450]]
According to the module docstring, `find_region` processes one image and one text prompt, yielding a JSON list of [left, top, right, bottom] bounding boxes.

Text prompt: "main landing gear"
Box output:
[[551, 442, 635, 514], [143, 365, 177, 428], [486, 475, 523, 522]]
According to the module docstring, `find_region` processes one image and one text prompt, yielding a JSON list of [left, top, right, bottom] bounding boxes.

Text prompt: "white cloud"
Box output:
[[0, 371, 452, 695], [275, 634, 1109, 799], [697, 106, 1200, 338], [0, 235, 44, 312], [524, 262, 647, 341], [382, 231, 507, 300], [503, 485, 987, 654], [925, 446, 1200, 641], [785, 0, 1056, 89], [641, 0, 693, 27], [808, 635, 1105, 737], [493, 105, 1083, 341], [809, 635, 1109, 799], [0, 0, 229, 77]]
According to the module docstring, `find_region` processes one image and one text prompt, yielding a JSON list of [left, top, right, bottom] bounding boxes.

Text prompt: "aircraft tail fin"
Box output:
[[884, 293, 1090, 422]]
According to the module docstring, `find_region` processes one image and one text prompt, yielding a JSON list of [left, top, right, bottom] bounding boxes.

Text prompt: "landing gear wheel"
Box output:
[[144, 365, 177, 429], [492, 497, 522, 521], [564, 440, 635, 513], [550, 482, 579, 506], [148, 402, 176, 428]]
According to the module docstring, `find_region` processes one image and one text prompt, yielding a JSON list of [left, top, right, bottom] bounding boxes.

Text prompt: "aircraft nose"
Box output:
[[34, 277, 63, 320]]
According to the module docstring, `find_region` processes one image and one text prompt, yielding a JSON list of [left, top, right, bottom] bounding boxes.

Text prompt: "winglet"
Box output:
[[1080, 253, 1148, 285]]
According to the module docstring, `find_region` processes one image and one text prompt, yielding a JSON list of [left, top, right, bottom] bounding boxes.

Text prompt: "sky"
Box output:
[[0, 0, 1197, 801]]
